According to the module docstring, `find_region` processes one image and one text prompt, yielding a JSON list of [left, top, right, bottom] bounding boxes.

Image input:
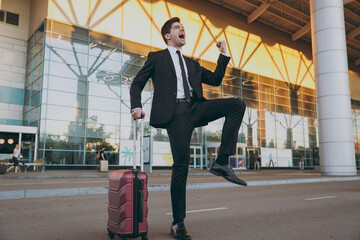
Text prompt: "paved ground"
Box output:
[[1, 181, 360, 240], [1, 169, 360, 199]]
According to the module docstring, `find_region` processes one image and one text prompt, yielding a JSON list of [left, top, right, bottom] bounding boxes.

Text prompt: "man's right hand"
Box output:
[[131, 108, 146, 120]]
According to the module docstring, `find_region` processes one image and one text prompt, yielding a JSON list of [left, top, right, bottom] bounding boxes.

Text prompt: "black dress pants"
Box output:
[[165, 98, 246, 222]]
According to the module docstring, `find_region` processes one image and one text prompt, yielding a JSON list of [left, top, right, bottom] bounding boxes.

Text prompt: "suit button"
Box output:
[[174, 92, 176, 95], [174, 78, 177, 82]]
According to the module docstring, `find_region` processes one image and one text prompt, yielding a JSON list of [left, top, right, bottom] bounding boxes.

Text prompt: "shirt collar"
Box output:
[[167, 46, 183, 55]]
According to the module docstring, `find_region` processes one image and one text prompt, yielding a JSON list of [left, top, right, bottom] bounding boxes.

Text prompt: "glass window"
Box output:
[[243, 88, 258, 100], [290, 106, 302, 116], [33, 50, 44, 69], [46, 90, 85, 108], [30, 91, 41, 107], [35, 25, 45, 42], [86, 137, 119, 152], [243, 98, 258, 109], [275, 96, 290, 107], [47, 47, 88, 67], [205, 119, 224, 142], [88, 78, 121, 99], [303, 110, 316, 118], [32, 64, 43, 84], [45, 61, 87, 79], [32, 78, 42, 93], [259, 90, 274, 103], [85, 151, 119, 165], [46, 75, 86, 94], [275, 88, 289, 97], [87, 110, 120, 125], [223, 84, 241, 97], [90, 31, 122, 49], [203, 87, 222, 99], [87, 95, 120, 111], [276, 105, 290, 114], [303, 102, 315, 111], [120, 125, 132, 140], [242, 108, 258, 147], [119, 62, 143, 82], [259, 75, 273, 85], [48, 20, 88, 41], [46, 34, 88, 55], [86, 124, 120, 140], [303, 94, 314, 103], [259, 83, 274, 94], [223, 76, 241, 87], [265, 111, 277, 148], [289, 88, 301, 100], [44, 150, 84, 165], [34, 38, 44, 57], [260, 101, 275, 112], [274, 79, 288, 89], [85, 151, 98, 165], [43, 119, 85, 136], [45, 105, 85, 122], [301, 86, 314, 95], [30, 106, 40, 123], [42, 134, 84, 150], [242, 79, 258, 91]]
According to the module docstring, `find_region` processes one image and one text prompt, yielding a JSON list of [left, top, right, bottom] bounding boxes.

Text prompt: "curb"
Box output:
[[0, 171, 257, 180], [1, 176, 360, 200]]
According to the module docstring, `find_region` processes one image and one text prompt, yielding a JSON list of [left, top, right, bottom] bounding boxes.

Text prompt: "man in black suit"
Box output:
[[131, 17, 247, 240]]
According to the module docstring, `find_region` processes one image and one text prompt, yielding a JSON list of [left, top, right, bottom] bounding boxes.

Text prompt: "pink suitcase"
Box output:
[[107, 118, 149, 240]]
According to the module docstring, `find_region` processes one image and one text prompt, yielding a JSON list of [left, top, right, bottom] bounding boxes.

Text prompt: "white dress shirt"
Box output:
[[167, 46, 193, 99]]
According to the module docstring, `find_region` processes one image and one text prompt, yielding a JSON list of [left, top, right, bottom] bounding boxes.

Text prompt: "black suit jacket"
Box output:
[[130, 49, 230, 128]]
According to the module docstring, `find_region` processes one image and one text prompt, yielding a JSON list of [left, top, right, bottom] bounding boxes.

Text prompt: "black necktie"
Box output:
[[176, 50, 191, 103]]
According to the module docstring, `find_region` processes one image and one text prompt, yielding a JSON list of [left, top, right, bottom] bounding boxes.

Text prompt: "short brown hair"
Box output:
[[161, 17, 181, 44]]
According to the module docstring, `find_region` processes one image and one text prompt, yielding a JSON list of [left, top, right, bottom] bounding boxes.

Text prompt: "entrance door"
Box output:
[[246, 148, 260, 169], [189, 146, 203, 169], [21, 134, 36, 162], [0, 125, 38, 163]]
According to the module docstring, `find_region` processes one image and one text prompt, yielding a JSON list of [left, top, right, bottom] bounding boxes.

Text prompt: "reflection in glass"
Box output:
[[42, 134, 84, 150], [44, 150, 84, 165]]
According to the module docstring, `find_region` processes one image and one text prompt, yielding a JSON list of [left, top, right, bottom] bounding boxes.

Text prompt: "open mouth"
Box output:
[[179, 33, 185, 39]]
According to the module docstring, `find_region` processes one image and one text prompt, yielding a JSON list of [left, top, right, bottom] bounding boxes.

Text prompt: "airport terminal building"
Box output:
[[0, 0, 359, 172]]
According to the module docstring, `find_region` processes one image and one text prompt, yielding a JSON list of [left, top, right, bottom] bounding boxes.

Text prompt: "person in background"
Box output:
[[96, 147, 106, 171], [299, 153, 305, 170], [254, 152, 260, 170], [7, 144, 22, 174]]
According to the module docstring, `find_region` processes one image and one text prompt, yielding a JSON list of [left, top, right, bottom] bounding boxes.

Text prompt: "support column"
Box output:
[[310, 0, 356, 175]]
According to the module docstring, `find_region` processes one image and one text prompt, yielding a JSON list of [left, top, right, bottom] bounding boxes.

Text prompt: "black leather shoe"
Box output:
[[210, 162, 247, 186], [170, 222, 191, 240]]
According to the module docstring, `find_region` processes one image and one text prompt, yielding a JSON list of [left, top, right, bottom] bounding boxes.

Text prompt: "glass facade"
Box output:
[[23, 19, 359, 168]]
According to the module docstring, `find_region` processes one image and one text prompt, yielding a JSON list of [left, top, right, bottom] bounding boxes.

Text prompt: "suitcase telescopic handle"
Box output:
[[133, 114, 145, 171]]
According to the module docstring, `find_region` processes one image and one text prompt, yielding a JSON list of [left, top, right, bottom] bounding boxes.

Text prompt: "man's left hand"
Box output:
[[216, 40, 227, 55]]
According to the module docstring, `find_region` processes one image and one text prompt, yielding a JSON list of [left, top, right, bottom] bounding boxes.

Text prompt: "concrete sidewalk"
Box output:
[[1, 169, 359, 200]]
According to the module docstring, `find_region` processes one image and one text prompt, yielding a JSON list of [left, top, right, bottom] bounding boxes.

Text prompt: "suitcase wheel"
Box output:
[[141, 236, 148, 240], [107, 228, 115, 239]]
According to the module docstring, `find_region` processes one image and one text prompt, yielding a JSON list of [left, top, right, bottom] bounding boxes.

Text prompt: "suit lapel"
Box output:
[[184, 56, 194, 86], [163, 49, 176, 76]]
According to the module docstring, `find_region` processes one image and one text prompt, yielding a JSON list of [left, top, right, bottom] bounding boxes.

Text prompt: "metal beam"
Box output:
[[292, 22, 311, 41], [247, 1, 272, 24], [347, 27, 360, 40], [355, 59, 360, 66]]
